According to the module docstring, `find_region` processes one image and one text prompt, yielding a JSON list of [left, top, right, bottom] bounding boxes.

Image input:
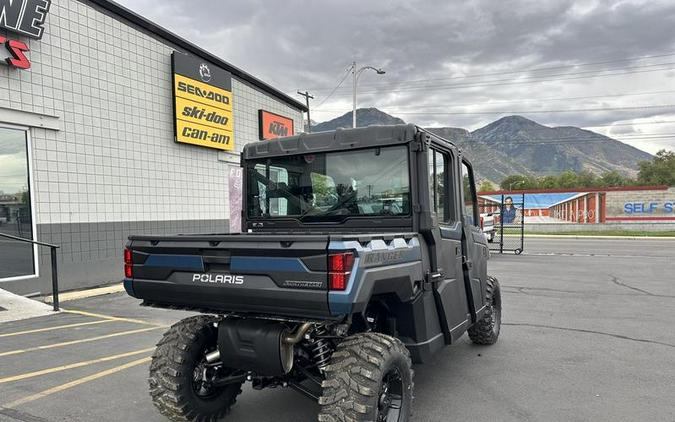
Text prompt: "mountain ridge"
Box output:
[[312, 110, 653, 182]]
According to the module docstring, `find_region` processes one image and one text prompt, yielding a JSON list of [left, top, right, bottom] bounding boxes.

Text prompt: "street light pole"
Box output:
[[351, 62, 385, 128]]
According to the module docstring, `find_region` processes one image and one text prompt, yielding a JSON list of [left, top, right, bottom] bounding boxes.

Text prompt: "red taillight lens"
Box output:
[[480, 216, 484, 229], [124, 248, 133, 278], [329, 252, 355, 291]]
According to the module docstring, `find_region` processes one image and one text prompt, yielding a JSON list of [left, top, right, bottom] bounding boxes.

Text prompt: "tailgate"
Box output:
[[125, 234, 331, 318]]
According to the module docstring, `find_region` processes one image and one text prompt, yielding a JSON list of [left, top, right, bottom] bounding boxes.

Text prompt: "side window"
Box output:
[[428, 148, 451, 222], [461, 161, 478, 226]]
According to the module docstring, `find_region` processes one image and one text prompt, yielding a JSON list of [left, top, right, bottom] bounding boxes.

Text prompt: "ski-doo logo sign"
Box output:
[[0, 0, 51, 39], [172, 52, 234, 151], [192, 273, 244, 285]]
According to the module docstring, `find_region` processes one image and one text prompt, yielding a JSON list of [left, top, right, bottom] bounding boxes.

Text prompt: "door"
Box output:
[[428, 146, 471, 340], [460, 160, 489, 314], [0, 126, 36, 281]]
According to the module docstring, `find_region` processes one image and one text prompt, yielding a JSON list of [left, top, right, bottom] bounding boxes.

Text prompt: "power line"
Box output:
[[316, 62, 675, 99], [301, 52, 675, 91], [315, 68, 352, 108], [340, 89, 675, 110], [321, 104, 675, 116]]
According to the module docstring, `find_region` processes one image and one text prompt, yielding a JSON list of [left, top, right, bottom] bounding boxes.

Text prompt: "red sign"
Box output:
[[0, 36, 30, 70], [259, 110, 294, 140]]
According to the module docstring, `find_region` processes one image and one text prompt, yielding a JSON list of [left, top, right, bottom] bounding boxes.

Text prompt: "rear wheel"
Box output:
[[318, 333, 413, 422], [468, 276, 502, 345], [149, 315, 242, 422]]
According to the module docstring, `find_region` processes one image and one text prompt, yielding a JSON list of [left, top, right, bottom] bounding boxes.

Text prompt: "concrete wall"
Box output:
[[0, 0, 303, 295], [605, 187, 675, 222]]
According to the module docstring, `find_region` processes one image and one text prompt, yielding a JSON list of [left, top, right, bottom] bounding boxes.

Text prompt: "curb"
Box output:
[[44, 283, 125, 304], [519, 234, 675, 240]]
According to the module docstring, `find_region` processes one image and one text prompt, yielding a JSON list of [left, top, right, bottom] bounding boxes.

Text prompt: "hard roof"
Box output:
[[84, 0, 308, 112], [243, 124, 418, 160]]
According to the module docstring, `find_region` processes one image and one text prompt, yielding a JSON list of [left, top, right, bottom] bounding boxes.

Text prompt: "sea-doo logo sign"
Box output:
[[172, 53, 234, 151], [192, 273, 244, 285], [199, 63, 211, 82], [0, 0, 51, 39]]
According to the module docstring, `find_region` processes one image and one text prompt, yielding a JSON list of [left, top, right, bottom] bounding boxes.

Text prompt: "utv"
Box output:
[[123, 124, 502, 422]]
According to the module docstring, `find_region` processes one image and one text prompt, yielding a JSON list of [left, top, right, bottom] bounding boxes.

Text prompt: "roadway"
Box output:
[[0, 237, 673, 421]]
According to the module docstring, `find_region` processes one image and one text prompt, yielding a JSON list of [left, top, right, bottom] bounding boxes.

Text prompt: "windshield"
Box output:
[[246, 145, 410, 221]]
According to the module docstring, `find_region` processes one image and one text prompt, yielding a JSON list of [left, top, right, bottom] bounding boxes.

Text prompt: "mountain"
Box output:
[[311, 108, 404, 132], [470, 116, 653, 180], [312, 109, 653, 182]]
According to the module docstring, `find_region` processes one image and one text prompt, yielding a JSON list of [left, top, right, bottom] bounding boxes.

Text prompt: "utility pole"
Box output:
[[297, 90, 314, 133], [351, 62, 357, 129]]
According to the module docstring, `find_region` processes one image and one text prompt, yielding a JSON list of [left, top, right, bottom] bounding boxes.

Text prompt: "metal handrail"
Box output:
[[0, 232, 61, 311]]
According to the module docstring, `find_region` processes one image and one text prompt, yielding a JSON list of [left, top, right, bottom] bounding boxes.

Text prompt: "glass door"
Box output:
[[0, 126, 35, 280]]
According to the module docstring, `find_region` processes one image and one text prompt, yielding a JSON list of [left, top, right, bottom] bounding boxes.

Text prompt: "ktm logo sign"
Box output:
[[259, 110, 294, 140]]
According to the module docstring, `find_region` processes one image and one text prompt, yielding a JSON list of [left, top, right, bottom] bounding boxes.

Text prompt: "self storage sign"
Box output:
[[172, 53, 234, 151]]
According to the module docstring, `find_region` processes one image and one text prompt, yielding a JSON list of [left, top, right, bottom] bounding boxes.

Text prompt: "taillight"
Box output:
[[124, 247, 133, 279], [328, 252, 355, 291], [480, 216, 484, 229]]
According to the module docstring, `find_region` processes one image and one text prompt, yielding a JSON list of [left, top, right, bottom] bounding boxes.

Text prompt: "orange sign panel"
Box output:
[[259, 110, 294, 140]]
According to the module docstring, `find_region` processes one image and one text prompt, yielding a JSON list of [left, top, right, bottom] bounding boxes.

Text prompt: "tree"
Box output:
[[557, 171, 579, 189], [637, 150, 675, 186], [599, 170, 629, 187], [576, 170, 598, 188], [500, 174, 529, 191], [478, 180, 496, 192], [539, 175, 559, 189]]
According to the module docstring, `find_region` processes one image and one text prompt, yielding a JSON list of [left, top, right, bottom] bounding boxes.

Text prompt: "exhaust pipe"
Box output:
[[209, 321, 316, 375], [283, 322, 313, 345]]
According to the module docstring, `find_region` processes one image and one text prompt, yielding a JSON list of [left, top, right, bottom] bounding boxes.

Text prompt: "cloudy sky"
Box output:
[[118, 0, 675, 154]]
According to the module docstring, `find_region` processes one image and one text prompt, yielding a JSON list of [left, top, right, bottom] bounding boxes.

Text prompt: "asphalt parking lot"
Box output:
[[0, 237, 674, 422]]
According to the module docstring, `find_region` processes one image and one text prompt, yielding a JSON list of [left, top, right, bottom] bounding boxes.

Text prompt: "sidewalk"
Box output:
[[0, 288, 55, 323]]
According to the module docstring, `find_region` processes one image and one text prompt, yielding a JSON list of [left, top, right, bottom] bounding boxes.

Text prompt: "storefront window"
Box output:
[[0, 127, 35, 280]]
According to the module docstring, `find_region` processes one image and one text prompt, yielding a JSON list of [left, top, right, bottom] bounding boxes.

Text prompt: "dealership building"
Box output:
[[0, 0, 306, 295]]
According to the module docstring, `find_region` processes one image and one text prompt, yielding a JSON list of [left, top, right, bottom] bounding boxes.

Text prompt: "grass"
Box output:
[[497, 226, 675, 237], [525, 230, 675, 237]]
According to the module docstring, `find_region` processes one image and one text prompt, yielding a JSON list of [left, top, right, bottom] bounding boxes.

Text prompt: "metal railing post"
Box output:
[[0, 232, 60, 311], [50, 246, 60, 312], [499, 194, 505, 254]]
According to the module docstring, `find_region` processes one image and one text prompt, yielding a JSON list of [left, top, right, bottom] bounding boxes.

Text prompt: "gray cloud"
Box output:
[[118, 0, 675, 154]]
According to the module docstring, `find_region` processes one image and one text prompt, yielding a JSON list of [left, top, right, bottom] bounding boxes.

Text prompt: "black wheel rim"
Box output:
[[377, 367, 404, 422], [192, 348, 223, 400], [492, 293, 501, 335]]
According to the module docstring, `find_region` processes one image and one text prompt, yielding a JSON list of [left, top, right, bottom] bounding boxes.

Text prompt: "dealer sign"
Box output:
[[172, 52, 234, 151], [259, 110, 294, 140], [0, 0, 51, 70]]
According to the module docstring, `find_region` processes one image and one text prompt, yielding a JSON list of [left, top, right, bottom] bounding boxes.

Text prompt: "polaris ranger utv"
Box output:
[[123, 124, 501, 422]]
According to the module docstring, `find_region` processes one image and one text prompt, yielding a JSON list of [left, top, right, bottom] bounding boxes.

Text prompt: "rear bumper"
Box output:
[[127, 277, 332, 319]]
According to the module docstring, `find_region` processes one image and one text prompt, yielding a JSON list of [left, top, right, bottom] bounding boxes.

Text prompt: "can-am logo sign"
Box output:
[[0, 0, 51, 39]]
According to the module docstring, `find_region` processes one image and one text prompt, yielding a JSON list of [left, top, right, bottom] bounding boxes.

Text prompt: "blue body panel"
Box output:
[[328, 237, 422, 316]]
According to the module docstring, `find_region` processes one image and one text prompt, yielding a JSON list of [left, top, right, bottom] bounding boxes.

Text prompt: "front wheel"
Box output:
[[149, 315, 243, 422], [319, 333, 413, 422], [468, 275, 502, 345]]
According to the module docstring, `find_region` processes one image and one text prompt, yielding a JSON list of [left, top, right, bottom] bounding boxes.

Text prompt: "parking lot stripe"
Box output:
[[0, 347, 155, 384], [62, 309, 163, 327], [0, 326, 161, 358], [2, 356, 152, 409], [0, 320, 113, 339]]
